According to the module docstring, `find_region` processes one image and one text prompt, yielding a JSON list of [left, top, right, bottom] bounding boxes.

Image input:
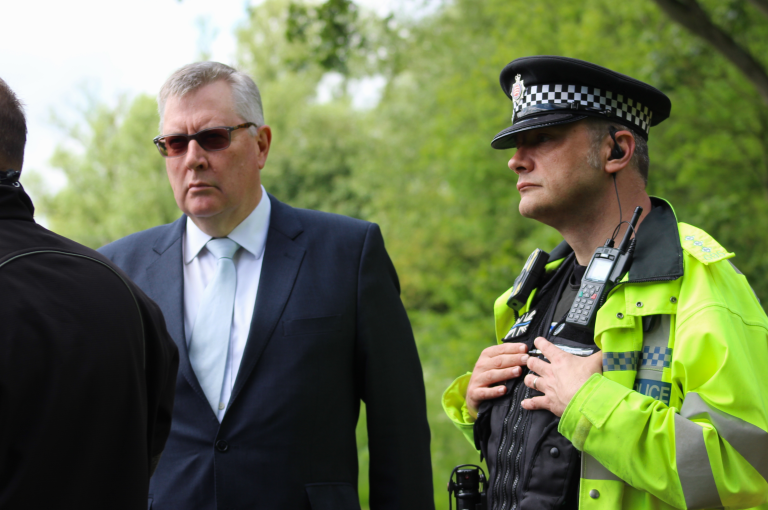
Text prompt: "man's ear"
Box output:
[[605, 129, 635, 175], [255, 125, 272, 170]]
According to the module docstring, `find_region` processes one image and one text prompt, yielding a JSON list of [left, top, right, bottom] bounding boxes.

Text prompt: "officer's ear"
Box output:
[[604, 128, 635, 176]]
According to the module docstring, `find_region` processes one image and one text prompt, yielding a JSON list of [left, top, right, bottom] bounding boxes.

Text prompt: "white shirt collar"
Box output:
[[184, 185, 271, 264]]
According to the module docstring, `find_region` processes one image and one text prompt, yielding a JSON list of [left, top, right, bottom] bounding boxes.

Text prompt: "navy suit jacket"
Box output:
[[99, 194, 434, 510]]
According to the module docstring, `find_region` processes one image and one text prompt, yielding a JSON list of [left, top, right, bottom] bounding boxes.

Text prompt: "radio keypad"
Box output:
[[568, 283, 601, 325]]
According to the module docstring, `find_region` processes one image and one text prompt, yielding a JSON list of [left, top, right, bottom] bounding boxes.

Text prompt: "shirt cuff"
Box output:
[[558, 373, 632, 450], [442, 372, 475, 425]]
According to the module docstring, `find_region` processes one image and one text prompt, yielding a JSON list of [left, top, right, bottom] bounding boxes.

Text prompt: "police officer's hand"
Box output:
[[466, 343, 530, 419], [521, 337, 602, 417]]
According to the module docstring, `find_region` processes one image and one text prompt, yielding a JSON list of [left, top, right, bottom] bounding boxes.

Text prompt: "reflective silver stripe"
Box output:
[[637, 366, 663, 382], [681, 392, 768, 480], [674, 413, 722, 509], [582, 453, 621, 481], [638, 315, 671, 381], [642, 314, 671, 347]]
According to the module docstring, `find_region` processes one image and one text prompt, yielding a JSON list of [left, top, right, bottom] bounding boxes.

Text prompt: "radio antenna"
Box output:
[[618, 207, 642, 254]]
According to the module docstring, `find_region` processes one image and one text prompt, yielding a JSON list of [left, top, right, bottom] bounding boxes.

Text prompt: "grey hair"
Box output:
[[585, 118, 650, 185], [157, 62, 264, 134]]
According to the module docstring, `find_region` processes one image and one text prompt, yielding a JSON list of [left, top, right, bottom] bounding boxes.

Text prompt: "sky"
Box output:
[[2, 0, 419, 192], [2, 0, 255, 190]]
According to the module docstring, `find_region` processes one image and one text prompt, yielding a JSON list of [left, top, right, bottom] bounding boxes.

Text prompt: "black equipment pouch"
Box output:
[[473, 257, 591, 510]]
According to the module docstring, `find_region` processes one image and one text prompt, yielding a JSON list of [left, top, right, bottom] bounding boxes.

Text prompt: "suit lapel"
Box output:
[[146, 216, 207, 401], [230, 195, 306, 404]]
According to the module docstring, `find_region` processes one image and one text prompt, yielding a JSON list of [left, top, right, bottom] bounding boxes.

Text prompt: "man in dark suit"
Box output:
[[99, 62, 434, 510], [0, 77, 178, 509]]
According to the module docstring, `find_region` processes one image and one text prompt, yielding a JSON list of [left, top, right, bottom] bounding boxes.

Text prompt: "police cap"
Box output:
[[491, 56, 671, 149]]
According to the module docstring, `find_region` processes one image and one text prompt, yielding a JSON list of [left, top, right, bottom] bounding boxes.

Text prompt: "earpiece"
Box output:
[[608, 126, 625, 160]]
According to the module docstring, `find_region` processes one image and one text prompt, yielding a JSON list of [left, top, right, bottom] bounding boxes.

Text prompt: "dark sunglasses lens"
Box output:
[[165, 135, 190, 157], [198, 129, 231, 151], [155, 139, 169, 156]]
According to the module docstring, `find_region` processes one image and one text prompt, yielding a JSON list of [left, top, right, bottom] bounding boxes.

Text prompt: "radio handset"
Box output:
[[565, 207, 642, 330], [506, 248, 549, 317]]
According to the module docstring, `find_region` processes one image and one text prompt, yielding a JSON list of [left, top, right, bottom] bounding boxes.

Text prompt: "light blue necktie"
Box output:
[[188, 237, 240, 413]]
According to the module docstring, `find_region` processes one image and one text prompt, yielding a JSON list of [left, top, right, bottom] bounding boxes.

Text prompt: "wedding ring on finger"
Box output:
[[533, 376, 539, 391]]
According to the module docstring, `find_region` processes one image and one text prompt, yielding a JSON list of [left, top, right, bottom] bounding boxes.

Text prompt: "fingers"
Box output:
[[474, 343, 530, 381], [482, 353, 531, 371], [524, 373, 546, 392], [467, 373, 514, 412], [478, 365, 523, 387], [526, 354, 551, 377], [533, 337, 561, 359], [482, 342, 528, 358], [470, 385, 509, 403], [521, 395, 551, 411], [466, 343, 530, 412]]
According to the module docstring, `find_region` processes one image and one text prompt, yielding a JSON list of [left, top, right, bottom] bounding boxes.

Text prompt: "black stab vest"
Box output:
[[474, 256, 597, 510]]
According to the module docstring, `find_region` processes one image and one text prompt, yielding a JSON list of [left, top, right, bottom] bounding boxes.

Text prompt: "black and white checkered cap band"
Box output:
[[514, 84, 652, 134]]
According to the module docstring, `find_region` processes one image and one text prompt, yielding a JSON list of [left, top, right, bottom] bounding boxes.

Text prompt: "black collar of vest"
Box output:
[[546, 197, 684, 283], [0, 183, 35, 221]]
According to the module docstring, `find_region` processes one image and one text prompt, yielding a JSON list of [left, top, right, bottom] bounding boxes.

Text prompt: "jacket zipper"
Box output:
[[510, 388, 532, 510], [492, 377, 524, 510], [499, 381, 529, 510]]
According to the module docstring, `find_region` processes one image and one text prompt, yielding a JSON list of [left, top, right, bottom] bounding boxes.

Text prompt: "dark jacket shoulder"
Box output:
[[285, 202, 373, 241], [99, 218, 183, 270], [99, 194, 376, 261]]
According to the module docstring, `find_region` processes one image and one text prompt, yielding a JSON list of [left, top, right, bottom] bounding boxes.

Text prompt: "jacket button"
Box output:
[[616, 313, 624, 319], [590, 489, 600, 499], [636, 301, 643, 308], [215, 440, 229, 452], [549, 447, 560, 458], [670, 296, 677, 303]]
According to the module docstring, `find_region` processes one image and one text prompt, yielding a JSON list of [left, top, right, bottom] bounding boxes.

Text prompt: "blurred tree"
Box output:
[[650, 0, 768, 103], [237, 0, 374, 218], [29, 94, 178, 248], [286, 0, 362, 74]]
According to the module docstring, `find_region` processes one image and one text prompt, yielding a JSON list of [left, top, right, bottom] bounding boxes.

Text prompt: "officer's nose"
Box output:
[[509, 147, 532, 175]]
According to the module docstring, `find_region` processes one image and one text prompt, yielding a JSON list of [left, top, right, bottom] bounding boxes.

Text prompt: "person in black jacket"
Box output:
[[0, 77, 179, 509]]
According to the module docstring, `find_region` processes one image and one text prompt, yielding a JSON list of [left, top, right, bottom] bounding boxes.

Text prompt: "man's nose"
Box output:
[[184, 140, 208, 170], [508, 147, 531, 175]]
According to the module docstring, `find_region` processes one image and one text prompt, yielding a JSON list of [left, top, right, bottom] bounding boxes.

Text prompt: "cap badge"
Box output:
[[511, 74, 525, 123]]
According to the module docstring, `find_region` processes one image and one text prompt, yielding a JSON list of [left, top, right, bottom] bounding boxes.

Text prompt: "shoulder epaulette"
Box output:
[[678, 222, 734, 265]]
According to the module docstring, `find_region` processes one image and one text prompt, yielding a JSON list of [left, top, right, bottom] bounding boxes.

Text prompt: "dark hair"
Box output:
[[0, 78, 27, 170]]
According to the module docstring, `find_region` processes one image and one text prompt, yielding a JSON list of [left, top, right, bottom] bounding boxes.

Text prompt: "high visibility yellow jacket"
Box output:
[[443, 198, 768, 509]]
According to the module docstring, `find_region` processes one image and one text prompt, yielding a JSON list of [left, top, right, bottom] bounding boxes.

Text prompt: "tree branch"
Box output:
[[747, 0, 768, 19], [651, 0, 768, 104]]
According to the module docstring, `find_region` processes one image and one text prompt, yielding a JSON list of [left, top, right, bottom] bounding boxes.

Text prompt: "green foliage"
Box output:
[[30, 95, 178, 248], [287, 0, 362, 73], [34, 0, 768, 508]]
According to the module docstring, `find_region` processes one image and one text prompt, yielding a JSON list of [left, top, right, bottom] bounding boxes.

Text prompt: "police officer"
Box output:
[[442, 56, 768, 509], [0, 77, 179, 508]]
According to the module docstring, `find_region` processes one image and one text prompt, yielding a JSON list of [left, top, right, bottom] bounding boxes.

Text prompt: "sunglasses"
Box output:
[[153, 122, 258, 158]]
